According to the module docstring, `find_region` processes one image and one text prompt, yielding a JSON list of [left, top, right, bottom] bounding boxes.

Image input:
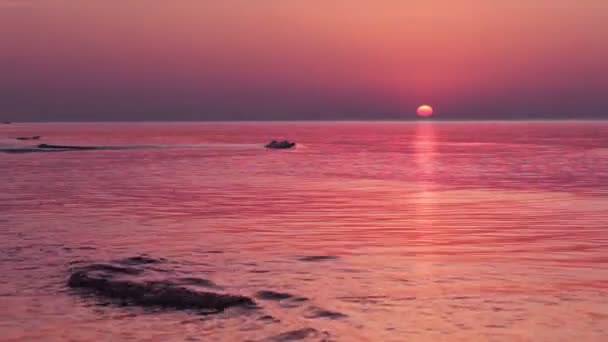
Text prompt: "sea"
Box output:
[[1, 121, 608, 341]]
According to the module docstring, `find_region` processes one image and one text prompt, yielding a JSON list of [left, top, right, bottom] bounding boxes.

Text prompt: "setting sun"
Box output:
[[417, 105, 434, 117]]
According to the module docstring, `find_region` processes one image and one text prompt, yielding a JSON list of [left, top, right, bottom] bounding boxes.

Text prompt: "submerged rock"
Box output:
[[177, 277, 222, 289], [305, 307, 347, 320], [265, 140, 296, 149], [267, 328, 323, 341], [67, 260, 255, 313], [256, 290, 294, 301], [68, 272, 254, 311]]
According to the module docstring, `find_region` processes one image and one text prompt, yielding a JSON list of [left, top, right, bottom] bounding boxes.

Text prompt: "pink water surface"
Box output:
[[1, 122, 608, 341]]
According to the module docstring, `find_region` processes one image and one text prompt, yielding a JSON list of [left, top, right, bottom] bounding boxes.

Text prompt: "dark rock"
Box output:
[[16, 136, 41, 140], [67, 259, 255, 313], [2, 122, 11, 124], [298, 255, 339, 262], [68, 271, 255, 312], [265, 140, 296, 149], [267, 328, 319, 341], [177, 277, 222, 289], [305, 307, 347, 320], [256, 290, 294, 301]]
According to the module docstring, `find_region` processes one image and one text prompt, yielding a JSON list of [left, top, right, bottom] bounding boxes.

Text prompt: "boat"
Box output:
[[265, 140, 296, 149]]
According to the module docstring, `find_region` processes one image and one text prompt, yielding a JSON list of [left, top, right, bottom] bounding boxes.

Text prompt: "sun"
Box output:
[[416, 105, 434, 118]]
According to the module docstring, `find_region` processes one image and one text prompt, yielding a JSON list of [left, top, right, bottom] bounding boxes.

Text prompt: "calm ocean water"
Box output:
[[1, 122, 608, 341]]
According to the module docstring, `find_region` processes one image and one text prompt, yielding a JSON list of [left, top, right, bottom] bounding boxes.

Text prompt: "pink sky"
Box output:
[[1, 0, 607, 120]]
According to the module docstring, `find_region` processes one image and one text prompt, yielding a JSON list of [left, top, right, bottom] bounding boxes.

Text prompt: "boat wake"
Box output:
[[0, 142, 264, 154]]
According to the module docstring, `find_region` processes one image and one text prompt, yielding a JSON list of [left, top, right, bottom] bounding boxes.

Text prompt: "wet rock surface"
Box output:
[[67, 256, 255, 313], [256, 290, 295, 301], [66, 254, 347, 340]]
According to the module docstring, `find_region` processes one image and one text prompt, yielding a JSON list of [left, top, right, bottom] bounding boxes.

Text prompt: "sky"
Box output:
[[1, 0, 607, 121]]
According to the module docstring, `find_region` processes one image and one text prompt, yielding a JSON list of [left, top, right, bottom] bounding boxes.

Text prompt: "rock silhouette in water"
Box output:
[[265, 140, 296, 149], [305, 307, 347, 319], [16, 136, 41, 140], [256, 290, 295, 301], [67, 260, 255, 313], [267, 328, 324, 341]]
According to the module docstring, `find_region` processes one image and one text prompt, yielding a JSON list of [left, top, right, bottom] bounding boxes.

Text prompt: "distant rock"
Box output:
[[2, 121, 11, 124], [16, 136, 41, 140], [305, 307, 347, 320], [265, 140, 296, 149]]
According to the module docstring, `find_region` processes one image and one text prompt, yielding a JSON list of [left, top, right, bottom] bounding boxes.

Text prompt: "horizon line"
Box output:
[[3, 118, 608, 124]]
